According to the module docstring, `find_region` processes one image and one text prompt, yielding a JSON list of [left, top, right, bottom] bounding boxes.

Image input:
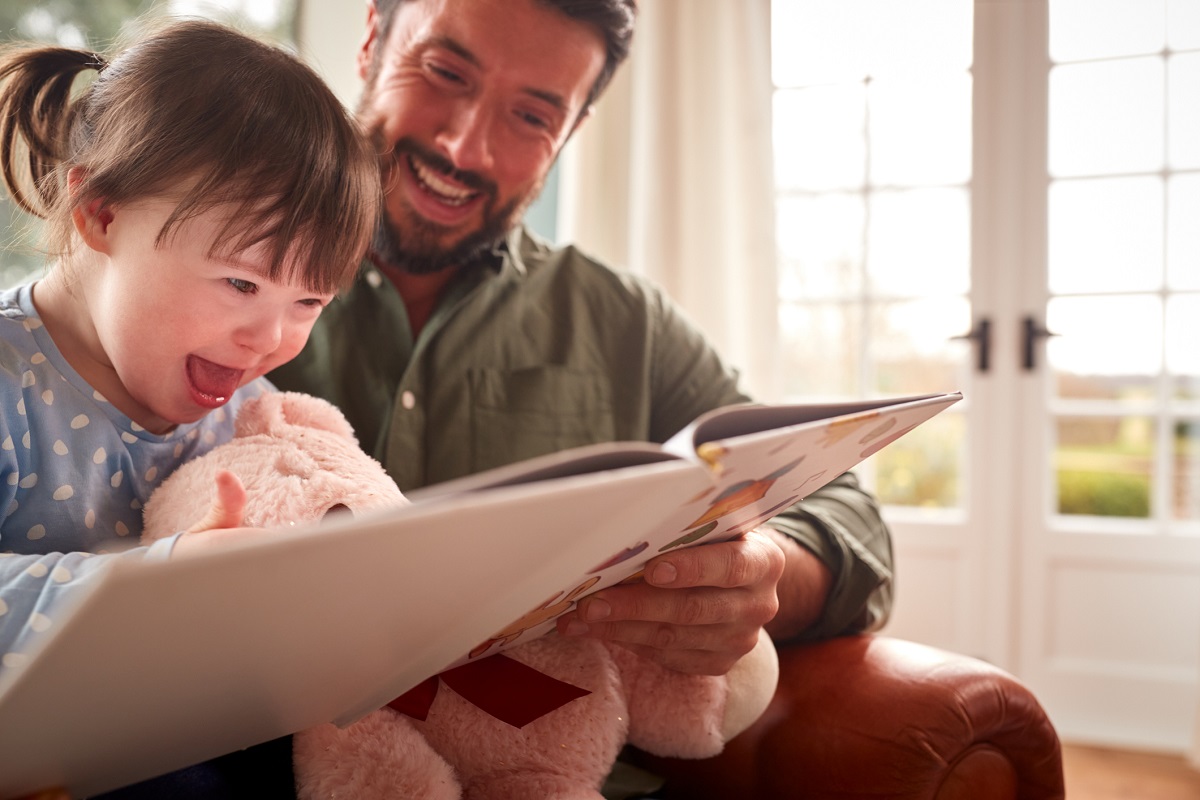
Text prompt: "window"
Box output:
[[770, 0, 973, 510]]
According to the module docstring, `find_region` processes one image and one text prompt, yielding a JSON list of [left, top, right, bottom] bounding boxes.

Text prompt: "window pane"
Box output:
[[869, 75, 972, 187], [1050, 0, 1166, 62], [1168, 0, 1200, 50], [773, 86, 866, 192], [777, 195, 864, 300], [1168, 294, 1200, 399], [1049, 296, 1163, 402], [771, 0, 971, 86], [1176, 419, 1200, 521], [867, 188, 970, 297], [1168, 174, 1200, 290], [1056, 416, 1154, 519], [1049, 58, 1164, 177], [874, 411, 964, 509], [871, 297, 970, 396], [778, 302, 862, 398], [1169, 53, 1200, 169], [168, 0, 293, 34], [1049, 177, 1163, 294]]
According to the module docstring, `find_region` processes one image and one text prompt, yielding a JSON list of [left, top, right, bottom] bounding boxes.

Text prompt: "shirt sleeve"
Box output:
[[0, 536, 181, 670], [645, 283, 895, 641]]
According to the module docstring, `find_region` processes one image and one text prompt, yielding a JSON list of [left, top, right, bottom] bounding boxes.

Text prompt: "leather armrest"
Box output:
[[632, 635, 1065, 799]]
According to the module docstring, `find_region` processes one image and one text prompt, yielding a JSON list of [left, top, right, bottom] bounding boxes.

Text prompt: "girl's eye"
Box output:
[[298, 297, 327, 309], [227, 278, 258, 295]]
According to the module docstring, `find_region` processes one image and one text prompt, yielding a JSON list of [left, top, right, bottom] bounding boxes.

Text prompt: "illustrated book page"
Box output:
[[412, 391, 963, 664]]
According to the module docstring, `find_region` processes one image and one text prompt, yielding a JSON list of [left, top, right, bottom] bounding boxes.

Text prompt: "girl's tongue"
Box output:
[[186, 355, 244, 408]]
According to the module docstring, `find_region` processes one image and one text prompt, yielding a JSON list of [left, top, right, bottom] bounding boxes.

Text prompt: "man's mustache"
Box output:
[[389, 137, 496, 196]]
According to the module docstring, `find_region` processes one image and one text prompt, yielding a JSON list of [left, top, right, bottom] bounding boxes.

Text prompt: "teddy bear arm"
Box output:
[[607, 643, 729, 760], [717, 627, 779, 741]]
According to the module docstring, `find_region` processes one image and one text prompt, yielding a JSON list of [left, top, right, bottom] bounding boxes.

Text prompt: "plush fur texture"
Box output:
[[141, 392, 775, 800]]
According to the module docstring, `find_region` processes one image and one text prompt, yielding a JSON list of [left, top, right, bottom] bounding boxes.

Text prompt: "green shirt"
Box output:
[[269, 227, 892, 641]]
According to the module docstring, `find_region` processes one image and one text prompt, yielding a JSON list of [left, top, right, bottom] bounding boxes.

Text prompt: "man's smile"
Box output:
[[408, 155, 479, 207]]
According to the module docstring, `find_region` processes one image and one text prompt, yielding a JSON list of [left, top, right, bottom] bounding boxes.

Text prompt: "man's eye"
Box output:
[[518, 110, 550, 130], [428, 64, 463, 85], [227, 278, 258, 294]]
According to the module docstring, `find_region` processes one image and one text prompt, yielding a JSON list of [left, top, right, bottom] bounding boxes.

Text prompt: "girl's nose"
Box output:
[[234, 313, 284, 355]]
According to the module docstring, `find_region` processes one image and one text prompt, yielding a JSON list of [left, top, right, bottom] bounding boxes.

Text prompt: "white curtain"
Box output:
[[557, 0, 781, 400]]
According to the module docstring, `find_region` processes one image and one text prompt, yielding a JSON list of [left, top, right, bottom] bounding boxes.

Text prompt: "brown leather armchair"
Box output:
[[632, 635, 1066, 799]]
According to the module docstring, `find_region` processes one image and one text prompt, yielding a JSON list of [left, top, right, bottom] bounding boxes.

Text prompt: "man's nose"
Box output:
[[435, 102, 496, 175]]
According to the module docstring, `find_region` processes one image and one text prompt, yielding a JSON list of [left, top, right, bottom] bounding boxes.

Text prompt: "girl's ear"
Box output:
[[72, 198, 116, 254], [68, 168, 115, 254]]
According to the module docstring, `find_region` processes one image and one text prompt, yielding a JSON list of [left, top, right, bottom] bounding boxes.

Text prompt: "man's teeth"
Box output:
[[411, 157, 474, 206]]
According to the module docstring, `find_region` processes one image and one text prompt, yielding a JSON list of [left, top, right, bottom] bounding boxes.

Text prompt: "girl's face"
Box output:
[[66, 196, 334, 434]]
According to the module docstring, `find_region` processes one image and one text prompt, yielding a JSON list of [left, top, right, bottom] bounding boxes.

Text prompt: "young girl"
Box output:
[[0, 17, 379, 678]]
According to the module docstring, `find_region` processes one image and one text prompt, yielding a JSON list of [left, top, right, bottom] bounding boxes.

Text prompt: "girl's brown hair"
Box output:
[[0, 18, 380, 292]]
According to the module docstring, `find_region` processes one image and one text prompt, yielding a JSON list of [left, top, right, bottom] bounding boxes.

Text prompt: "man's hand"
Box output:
[[556, 528, 786, 675]]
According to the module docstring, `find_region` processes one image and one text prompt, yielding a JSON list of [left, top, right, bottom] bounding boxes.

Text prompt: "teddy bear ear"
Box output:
[[234, 392, 359, 444]]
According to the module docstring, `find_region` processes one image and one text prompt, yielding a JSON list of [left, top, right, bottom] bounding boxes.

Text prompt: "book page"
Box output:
[[663, 392, 957, 453], [443, 392, 963, 662]]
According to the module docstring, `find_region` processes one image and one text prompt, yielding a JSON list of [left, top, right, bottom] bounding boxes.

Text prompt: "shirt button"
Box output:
[[366, 270, 383, 288], [401, 391, 416, 410]]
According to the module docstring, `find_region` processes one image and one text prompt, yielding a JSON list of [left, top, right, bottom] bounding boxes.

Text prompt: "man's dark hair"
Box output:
[[373, 0, 637, 111]]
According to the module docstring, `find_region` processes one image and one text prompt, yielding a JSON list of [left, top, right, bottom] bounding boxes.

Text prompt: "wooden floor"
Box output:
[[1063, 743, 1200, 799]]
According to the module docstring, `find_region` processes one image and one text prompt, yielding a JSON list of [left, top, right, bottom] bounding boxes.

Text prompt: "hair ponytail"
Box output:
[[0, 45, 103, 219]]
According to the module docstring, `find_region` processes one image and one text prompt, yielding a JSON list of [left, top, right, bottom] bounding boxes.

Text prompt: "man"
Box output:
[[273, 0, 891, 676], [270, 0, 892, 790]]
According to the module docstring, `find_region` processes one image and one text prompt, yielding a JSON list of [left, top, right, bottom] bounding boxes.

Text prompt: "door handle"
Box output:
[[951, 318, 991, 373], [1022, 315, 1059, 371]]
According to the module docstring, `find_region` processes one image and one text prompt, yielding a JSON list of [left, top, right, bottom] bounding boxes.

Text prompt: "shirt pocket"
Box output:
[[469, 366, 616, 472]]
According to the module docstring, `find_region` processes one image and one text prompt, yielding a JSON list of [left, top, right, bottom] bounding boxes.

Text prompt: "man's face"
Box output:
[[357, 0, 606, 273]]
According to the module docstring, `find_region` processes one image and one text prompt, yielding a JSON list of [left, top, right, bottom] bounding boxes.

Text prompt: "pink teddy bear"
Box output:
[[142, 392, 778, 800]]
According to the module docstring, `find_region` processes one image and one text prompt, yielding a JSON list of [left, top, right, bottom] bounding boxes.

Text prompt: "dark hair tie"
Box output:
[[90, 53, 107, 72]]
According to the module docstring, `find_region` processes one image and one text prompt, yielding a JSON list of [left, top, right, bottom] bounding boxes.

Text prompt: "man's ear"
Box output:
[[67, 166, 115, 254], [566, 105, 595, 143], [356, 1, 380, 82]]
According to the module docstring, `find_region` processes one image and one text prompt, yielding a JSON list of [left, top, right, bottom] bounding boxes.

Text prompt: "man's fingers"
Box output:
[[577, 584, 775, 629], [567, 617, 759, 657], [644, 530, 785, 590]]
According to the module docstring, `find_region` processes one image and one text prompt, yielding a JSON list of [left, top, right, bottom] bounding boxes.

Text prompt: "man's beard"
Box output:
[[371, 136, 543, 275]]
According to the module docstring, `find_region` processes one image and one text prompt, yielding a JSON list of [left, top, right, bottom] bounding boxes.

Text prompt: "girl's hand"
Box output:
[[170, 470, 281, 556], [185, 470, 247, 533]]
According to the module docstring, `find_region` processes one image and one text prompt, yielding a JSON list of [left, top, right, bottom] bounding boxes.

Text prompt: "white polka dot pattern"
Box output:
[[0, 282, 274, 672]]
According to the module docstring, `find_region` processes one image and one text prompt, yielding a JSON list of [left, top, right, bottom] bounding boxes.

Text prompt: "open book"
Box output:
[[411, 391, 963, 665], [0, 391, 959, 799]]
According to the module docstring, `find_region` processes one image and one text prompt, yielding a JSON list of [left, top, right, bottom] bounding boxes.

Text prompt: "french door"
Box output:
[[772, 0, 1200, 751]]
